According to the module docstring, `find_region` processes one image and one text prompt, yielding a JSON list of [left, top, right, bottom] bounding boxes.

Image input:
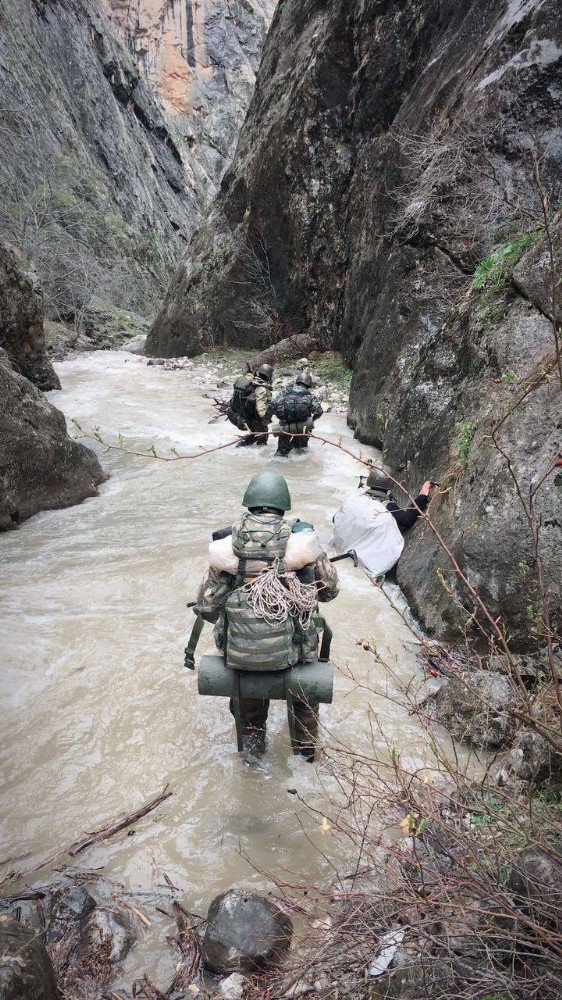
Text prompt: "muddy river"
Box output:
[[0, 351, 441, 983]]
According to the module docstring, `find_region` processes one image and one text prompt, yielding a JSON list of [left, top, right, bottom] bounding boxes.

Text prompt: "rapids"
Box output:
[[0, 351, 444, 983]]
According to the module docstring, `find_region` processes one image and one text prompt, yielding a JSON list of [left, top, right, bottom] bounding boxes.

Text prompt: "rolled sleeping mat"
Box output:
[[198, 655, 334, 704]]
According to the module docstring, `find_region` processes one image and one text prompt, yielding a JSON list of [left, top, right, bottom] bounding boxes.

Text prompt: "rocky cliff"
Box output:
[[0, 244, 60, 391], [0, 249, 106, 530], [0, 0, 202, 321], [103, 0, 276, 191], [147, 0, 561, 648]]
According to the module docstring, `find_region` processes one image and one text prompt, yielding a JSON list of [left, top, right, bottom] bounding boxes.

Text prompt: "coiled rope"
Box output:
[[246, 561, 318, 628]]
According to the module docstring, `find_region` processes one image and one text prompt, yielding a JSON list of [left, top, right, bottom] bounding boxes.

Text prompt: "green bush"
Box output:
[[472, 232, 539, 292]]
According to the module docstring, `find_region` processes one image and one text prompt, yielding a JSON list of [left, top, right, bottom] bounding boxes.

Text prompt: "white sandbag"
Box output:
[[333, 492, 404, 576], [209, 535, 239, 575], [209, 528, 323, 575]]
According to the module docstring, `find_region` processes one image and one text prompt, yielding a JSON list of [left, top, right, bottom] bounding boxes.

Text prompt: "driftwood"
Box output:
[[249, 333, 318, 370], [0, 785, 172, 890]]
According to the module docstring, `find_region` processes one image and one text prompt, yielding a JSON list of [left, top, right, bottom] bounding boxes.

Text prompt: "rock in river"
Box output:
[[0, 362, 106, 530], [202, 888, 293, 975], [0, 915, 57, 1000]]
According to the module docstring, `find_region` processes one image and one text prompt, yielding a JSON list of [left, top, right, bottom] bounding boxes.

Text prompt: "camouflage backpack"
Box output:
[[224, 513, 299, 672], [271, 386, 313, 426]]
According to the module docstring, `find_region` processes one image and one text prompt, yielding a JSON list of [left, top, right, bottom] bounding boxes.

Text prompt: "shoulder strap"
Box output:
[[184, 614, 204, 670]]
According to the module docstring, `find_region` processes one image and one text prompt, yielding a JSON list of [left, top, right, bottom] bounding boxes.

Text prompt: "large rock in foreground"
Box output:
[[0, 363, 106, 530], [0, 915, 57, 1000], [434, 671, 518, 749], [0, 245, 60, 391], [202, 889, 293, 975]]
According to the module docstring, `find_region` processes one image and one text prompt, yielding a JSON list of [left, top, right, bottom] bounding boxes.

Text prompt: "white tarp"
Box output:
[[333, 491, 404, 576]]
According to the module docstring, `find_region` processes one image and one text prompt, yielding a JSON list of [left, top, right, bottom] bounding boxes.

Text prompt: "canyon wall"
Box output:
[[147, 0, 561, 648], [103, 0, 276, 191], [0, 0, 274, 321]]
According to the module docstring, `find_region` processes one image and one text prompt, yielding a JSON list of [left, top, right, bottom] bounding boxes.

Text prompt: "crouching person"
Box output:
[[195, 472, 339, 763]]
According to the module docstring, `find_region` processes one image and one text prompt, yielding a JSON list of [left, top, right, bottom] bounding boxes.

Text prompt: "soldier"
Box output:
[[269, 372, 323, 457], [225, 364, 274, 447], [194, 472, 339, 763]]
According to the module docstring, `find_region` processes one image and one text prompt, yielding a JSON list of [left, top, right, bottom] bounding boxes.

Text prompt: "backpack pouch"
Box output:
[[225, 588, 298, 672]]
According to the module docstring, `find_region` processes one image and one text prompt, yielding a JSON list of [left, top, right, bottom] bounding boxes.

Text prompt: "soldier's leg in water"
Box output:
[[253, 417, 269, 446], [294, 435, 309, 450], [236, 418, 268, 447], [275, 432, 295, 457], [229, 697, 269, 731], [290, 697, 319, 762], [229, 697, 269, 760]]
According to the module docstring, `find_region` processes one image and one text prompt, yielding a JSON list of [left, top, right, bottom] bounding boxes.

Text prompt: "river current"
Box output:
[[0, 351, 440, 983]]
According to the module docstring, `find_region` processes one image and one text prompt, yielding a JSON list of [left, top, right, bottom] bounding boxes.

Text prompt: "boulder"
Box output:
[[0, 245, 59, 391], [434, 670, 518, 749], [0, 362, 106, 530], [47, 886, 96, 944], [202, 889, 293, 975], [219, 973, 248, 1000], [120, 334, 147, 355], [77, 907, 134, 964], [508, 846, 562, 933], [0, 915, 57, 1000], [496, 729, 562, 792]]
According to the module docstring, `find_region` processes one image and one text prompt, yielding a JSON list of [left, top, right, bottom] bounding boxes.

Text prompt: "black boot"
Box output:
[[242, 729, 266, 765]]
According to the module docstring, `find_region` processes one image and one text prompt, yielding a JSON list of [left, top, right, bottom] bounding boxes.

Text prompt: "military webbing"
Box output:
[[232, 670, 244, 752], [314, 615, 332, 662], [286, 684, 297, 753], [184, 614, 205, 670]]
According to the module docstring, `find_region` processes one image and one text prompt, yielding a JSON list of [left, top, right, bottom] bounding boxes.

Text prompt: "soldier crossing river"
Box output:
[[186, 472, 339, 763]]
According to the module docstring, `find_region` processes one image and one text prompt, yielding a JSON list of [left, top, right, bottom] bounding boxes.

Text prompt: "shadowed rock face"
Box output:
[[0, 363, 106, 530], [0, 0, 202, 318], [0, 244, 60, 391], [0, 916, 57, 1000], [147, 0, 561, 647], [104, 0, 276, 191]]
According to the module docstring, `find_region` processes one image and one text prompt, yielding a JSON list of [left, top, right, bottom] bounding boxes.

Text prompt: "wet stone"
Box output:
[[434, 670, 518, 749], [0, 915, 57, 1000], [77, 907, 134, 964], [202, 888, 293, 975], [50, 885, 96, 924]]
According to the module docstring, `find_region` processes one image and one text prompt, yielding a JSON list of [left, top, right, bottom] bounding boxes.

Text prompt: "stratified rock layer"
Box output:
[[148, 0, 561, 647], [0, 0, 200, 318], [104, 0, 276, 190]]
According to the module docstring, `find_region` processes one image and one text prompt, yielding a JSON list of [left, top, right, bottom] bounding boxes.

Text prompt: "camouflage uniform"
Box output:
[[195, 514, 339, 754], [271, 385, 323, 457], [238, 377, 272, 446]]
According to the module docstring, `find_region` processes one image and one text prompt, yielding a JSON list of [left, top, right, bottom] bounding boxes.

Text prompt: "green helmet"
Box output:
[[242, 472, 291, 512], [296, 372, 312, 388]]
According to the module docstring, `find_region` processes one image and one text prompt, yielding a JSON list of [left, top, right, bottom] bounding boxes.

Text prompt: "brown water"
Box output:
[[0, 351, 441, 984]]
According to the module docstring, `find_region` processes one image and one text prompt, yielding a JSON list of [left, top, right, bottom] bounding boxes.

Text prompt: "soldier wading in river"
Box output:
[[269, 372, 323, 457], [193, 472, 339, 763], [225, 364, 274, 447]]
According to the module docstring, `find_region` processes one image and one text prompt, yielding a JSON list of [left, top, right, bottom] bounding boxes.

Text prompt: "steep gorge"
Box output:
[[0, 0, 274, 321], [103, 0, 276, 191], [147, 0, 562, 647]]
